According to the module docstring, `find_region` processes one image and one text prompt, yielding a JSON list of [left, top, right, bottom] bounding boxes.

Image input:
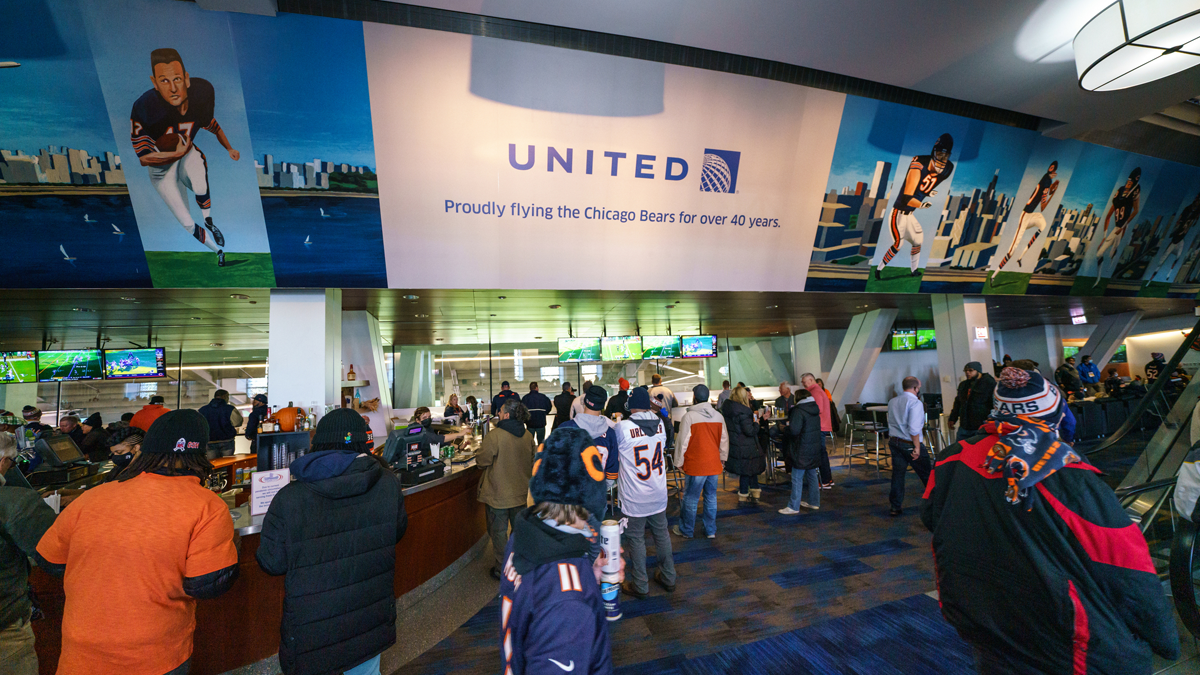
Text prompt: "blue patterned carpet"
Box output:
[[396, 463, 976, 675]]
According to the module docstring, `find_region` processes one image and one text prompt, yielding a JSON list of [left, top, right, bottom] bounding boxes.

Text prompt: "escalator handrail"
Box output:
[[1086, 316, 1200, 457], [1115, 476, 1177, 499], [1171, 519, 1200, 640]]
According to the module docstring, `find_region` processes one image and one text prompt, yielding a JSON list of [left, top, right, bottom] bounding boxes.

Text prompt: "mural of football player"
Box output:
[[875, 133, 955, 279], [1158, 192, 1200, 282], [130, 48, 240, 267], [1091, 168, 1141, 286], [998, 161, 1058, 270]]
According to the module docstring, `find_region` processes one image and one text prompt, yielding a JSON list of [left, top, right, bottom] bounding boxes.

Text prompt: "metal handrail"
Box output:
[[1171, 519, 1200, 640], [1115, 477, 1177, 499], [1086, 316, 1200, 457]]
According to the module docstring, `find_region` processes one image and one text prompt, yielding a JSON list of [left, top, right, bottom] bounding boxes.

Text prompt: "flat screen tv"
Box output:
[[558, 337, 602, 363], [915, 329, 937, 350], [641, 335, 681, 359], [600, 336, 642, 361], [103, 347, 167, 379], [0, 351, 38, 383], [891, 329, 916, 351], [680, 335, 718, 358], [36, 349, 103, 382]]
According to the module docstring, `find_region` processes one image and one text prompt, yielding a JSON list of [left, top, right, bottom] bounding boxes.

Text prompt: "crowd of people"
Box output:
[[0, 357, 1182, 675]]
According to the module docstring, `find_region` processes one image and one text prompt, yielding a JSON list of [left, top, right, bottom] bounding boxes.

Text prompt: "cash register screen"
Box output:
[[42, 434, 85, 464]]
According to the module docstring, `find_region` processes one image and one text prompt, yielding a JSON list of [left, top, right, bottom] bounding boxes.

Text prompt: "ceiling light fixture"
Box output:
[[498, 296, 506, 300], [1075, 2, 1200, 91], [549, 304, 561, 309], [230, 293, 249, 300], [665, 304, 675, 309], [402, 294, 419, 300], [191, 316, 202, 320], [210, 343, 223, 347], [535, 336, 542, 340], [72, 307, 95, 313], [120, 296, 137, 301], [415, 314, 428, 318]]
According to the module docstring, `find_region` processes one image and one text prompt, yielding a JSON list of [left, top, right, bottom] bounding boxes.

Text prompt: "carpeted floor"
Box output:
[[396, 460, 978, 675]]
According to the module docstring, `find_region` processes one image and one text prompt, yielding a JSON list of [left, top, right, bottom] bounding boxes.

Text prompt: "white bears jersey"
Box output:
[[614, 411, 669, 518]]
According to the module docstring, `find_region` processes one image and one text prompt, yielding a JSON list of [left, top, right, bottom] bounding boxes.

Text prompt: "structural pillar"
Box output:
[[791, 329, 846, 385], [268, 289, 342, 415], [342, 310, 394, 438], [825, 309, 898, 407], [932, 294, 992, 424], [1078, 310, 1142, 368]]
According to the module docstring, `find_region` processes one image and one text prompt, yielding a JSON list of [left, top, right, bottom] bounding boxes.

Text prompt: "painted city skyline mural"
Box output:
[[2, 0, 1199, 296]]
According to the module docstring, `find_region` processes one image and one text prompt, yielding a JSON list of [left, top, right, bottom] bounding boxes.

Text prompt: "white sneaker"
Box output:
[[778, 507, 801, 515], [802, 502, 820, 510]]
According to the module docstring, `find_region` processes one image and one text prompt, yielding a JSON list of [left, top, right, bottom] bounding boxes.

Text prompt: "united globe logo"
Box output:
[[699, 149, 741, 193]]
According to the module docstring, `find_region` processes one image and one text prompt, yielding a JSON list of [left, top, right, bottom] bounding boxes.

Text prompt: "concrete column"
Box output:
[[342, 310, 394, 438], [1078, 310, 1142, 368], [932, 295, 993, 415], [268, 289, 342, 414], [393, 346, 435, 411], [791, 329, 846, 384], [825, 309, 899, 407], [0, 383, 38, 415]]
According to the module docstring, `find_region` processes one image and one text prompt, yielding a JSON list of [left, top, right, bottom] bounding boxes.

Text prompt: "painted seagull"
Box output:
[[83, 213, 97, 223], [319, 207, 331, 218], [112, 223, 125, 242], [60, 245, 76, 265]]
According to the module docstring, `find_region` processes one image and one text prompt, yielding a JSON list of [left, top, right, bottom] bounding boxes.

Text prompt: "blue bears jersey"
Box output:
[[130, 78, 220, 157], [1110, 183, 1140, 228], [894, 154, 954, 213], [498, 540, 612, 675], [1024, 172, 1055, 214]]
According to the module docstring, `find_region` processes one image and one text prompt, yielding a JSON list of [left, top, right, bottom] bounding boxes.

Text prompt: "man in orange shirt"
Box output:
[[671, 385, 729, 539], [36, 410, 239, 675], [129, 395, 171, 433]]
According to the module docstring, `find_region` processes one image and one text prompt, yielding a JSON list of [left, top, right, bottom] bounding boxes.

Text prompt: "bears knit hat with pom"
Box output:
[[529, 426, 607, 517], [312, 407, 369, 447], [629, 387, 652, 411], [141, 409, 210, 454], [992, 367, 1061, 419], [618, 377, 630, 391]]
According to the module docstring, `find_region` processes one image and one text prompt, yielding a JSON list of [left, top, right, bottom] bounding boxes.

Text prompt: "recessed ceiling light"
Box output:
[[72, 307, 94, 313], [490, 314, 496, 317], [435, 338, 443, 341], [771, 331, 780, 335], [766, 305, 778, 309], [120, 296, 137, 301], [210, 343, 223, 347], [248, 301, 257, 304], [191, 316, 202, 320], [535, 336, 542, 340], [549, 304, 561, 309], [415, 314, 428, 318], [467, 327, 473, 330], [665, 304, 675, 309], [229, 294, 249, 300], [498, 296, 506, 300], [402, 294, 419, 300]]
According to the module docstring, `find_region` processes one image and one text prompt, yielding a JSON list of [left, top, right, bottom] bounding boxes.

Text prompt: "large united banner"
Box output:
[[1, 0, 1198, 298]]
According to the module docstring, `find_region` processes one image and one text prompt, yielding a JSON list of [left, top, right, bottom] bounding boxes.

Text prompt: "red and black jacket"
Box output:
[[921, 435, 1179, 674]]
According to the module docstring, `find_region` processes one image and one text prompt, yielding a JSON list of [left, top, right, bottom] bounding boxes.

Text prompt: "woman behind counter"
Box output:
[[444, 394, 466, 421]]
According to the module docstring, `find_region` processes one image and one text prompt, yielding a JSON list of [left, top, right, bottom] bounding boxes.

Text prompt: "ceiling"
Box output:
[[0, 288, 1191, 359], [391, 0, 1200, 140]]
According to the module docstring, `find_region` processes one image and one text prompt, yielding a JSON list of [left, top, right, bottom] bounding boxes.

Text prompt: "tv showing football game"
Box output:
[[103, 348, 167, 379], [891, 329, 916, 351], [601, 336, 642, 361], [680, 335, 718, 358], [641, 336, 681, 359], [915, 329, 937, 350], [558, 337, 602, 363], [36, 349, 104, 382], [0, 351, 37, 383]]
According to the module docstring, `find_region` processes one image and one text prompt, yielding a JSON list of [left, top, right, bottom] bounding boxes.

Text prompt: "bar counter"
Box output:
[[29, 462, 485, 675]]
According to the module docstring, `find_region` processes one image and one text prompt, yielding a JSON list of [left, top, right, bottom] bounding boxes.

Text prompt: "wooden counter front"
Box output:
[[31, 465, 485, 675]]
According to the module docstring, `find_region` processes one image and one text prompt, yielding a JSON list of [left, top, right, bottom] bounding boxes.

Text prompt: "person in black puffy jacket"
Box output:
[[722, 386, 765, 502], [257, 408, 408, 675], [781, 389, 823, 513]]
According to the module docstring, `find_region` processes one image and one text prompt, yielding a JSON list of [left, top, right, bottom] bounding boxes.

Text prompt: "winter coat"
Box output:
[[199, 397, 241, 442], [722, 399, 764, 477], [520, 391, 552, 429], [0, 484, 56, 630], [491, 390, 520, 415], [603, 390, 629, 420], [674, 402, 728, 476], [476, 418, 536, 509], [922, 437, 1179, 675], [948, 373, 997, 432], [256, 453, 408, 675], [551, 392, 575, 429], [79, 427, 111, 463], [787, 398, 823, 471], [1056, 364, 1083, 393]]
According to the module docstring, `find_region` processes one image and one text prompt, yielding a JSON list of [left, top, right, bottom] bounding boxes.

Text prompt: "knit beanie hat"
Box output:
[[529, 426, 606, 517], [22, 406, 41, 420], [584, 385, 608, 411], [618, 377, 630, 391], [992, 367, 1062, 420], [312, 407, 369, 447], [141, 409, 209, 454], [83, 412, 102, 428], [629, 387, 652, 411], [693, 384, 710, 403]]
